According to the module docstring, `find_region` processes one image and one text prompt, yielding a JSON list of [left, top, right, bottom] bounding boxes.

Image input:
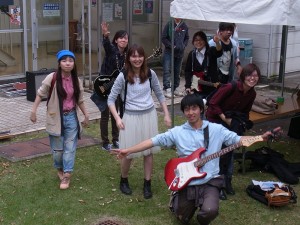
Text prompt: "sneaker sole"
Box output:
[[102, 144, 112, 151]]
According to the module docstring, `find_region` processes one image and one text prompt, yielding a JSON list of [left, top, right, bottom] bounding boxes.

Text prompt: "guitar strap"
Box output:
[[204, 125, 209, 149]]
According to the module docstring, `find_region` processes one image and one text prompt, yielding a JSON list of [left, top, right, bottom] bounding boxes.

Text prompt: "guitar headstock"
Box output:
[[267, 127, 282, 143], [148, 47, 162, 59], [242, 136, 264, 147]]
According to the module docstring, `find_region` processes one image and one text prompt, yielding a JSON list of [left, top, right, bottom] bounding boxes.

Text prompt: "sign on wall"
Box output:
[[10, 5, 21, 25], [0, 0, 13, 5], [43, 3, 60, 17], [133, 0, 143, 15]]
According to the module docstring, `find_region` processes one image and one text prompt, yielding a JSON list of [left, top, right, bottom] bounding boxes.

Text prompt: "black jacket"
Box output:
[[184, 47, 223, 96]]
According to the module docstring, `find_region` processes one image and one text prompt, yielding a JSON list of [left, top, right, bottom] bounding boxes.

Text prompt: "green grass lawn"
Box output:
[[0, 114, 299, 225]]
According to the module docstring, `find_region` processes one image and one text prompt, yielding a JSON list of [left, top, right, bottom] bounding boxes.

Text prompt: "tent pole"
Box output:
[[278, 25, 288, 98], [171, 18, 175, 127]]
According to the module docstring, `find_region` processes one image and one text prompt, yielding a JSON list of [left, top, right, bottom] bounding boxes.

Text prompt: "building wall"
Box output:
[[161, 0, 300, 78]]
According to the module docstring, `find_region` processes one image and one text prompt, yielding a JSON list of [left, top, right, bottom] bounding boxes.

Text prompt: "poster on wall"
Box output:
[[0, 0, 13, 5], [145, 0, 153, 14], [43, 3, 60, 17], [133, 0, 143, 15], [102, 3, 113, 22], [10, 6, 21, 25], [92, 0, 96, 7], [115, 3, 123, 19]]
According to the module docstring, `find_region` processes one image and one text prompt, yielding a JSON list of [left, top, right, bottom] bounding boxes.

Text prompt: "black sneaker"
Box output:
[[219, 189, 227, 200], [102, 143, 112, 151], [112, 141, 119, 149]]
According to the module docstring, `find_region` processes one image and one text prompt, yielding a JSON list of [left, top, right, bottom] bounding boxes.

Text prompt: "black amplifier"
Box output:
[[288, 113, 300, 139], [26, 68, 56, 102]]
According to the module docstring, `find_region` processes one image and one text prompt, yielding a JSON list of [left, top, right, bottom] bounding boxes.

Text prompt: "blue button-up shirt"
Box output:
[[152, 120, 240, 186]]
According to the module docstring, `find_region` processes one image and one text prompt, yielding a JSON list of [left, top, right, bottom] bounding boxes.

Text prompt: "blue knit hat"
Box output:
[[56, 50, 75, 61]]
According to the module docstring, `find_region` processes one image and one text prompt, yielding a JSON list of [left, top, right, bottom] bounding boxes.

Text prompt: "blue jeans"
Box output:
[[162, 51, 183, 90], [49, 111, 79, 173]]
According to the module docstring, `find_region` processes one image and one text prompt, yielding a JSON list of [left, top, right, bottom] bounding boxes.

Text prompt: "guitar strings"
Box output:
[[116, 53, 126, 72]]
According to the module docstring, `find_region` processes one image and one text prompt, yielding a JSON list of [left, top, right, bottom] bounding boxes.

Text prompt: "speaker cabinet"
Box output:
[[288, 113, 300, 139], [26, 68, 56, 102]]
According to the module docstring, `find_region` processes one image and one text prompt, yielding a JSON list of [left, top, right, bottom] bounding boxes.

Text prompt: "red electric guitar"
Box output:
[[191, 72, 220, 92], [164, 136, 264, 191]]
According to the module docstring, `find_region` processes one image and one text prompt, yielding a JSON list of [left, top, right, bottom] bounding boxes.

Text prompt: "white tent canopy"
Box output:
[[170, 0, 300, 26]]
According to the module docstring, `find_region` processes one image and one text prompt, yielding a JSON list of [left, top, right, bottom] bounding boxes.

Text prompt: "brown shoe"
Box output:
[[60, 173, 71, 190], [57, 169, 64, 181]]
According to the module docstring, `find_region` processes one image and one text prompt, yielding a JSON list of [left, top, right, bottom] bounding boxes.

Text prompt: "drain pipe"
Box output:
[[278, 25, 288, 99], [267, 25, 273, 78]]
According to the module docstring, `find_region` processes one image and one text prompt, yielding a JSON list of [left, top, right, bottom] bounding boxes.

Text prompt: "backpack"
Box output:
[[120, 68, 152, 118], [246, 183, 297, 207], [205, 81, 237, 106]]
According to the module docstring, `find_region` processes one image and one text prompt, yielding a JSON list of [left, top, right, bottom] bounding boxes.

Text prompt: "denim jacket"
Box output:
[[162, 20, 189, 58]]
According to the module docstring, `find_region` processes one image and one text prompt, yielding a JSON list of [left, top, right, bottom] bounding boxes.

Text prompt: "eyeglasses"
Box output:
[[246, 74, 259, 79], [194, 39, 204, 43]]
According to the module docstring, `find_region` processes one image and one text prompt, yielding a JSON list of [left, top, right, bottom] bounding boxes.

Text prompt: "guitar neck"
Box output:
[[198, 80, 217, 87], [194, 135, 263, 167], [146, 54, 155, 61]]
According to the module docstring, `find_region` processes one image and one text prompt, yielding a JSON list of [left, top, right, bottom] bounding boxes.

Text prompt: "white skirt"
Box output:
[[119, 108, 161, 159]]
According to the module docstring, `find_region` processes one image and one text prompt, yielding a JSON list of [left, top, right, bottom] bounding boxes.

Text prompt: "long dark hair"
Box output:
[[192, 31, 209, 50], [56, 56, 80, 103], [125, 44, 148, 84], [112, 30, 129, 52]]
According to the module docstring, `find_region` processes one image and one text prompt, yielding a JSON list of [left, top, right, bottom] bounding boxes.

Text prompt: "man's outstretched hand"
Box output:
[[262, 127, 282, 141]]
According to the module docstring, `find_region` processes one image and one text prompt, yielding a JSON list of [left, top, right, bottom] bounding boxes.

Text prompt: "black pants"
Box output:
[[100, 97, 119, 145]]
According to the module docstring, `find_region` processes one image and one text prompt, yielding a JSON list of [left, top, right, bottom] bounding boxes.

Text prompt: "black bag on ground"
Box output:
[[245, 146, 300, 184], [266, 157, 299, 185], [246, 185, 269, 205]]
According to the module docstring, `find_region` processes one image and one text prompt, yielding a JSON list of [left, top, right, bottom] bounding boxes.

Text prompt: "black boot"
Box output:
[[225, 177, 235, 195], [219, 189, 227, 200], [120, 177, 132, 195], [143, 179, 153, 199]]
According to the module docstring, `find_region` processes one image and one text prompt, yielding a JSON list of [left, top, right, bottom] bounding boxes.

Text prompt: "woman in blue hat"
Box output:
[[30, 49, 89, 190]]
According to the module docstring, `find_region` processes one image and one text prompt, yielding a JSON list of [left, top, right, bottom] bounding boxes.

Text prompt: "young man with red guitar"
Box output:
[[112, 93, 279, 225]]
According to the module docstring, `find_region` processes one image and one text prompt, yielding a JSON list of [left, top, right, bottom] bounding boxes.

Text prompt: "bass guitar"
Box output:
[[191, 73, 220, 92], [165, 135, 264, 191], [93, 47, 162, 98]]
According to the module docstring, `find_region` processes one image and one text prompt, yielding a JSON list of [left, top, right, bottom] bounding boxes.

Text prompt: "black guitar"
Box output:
[[93, 47, 162, 98]]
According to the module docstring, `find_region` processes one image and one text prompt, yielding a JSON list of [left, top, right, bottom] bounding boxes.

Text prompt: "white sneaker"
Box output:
[[164, 88, 172, 98], [174, 89, 184, 97]]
